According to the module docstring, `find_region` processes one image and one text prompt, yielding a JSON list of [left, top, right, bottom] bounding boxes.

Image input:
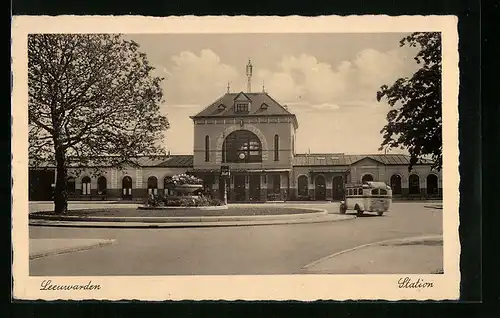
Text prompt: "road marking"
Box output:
[[301, 235, 443, 270]]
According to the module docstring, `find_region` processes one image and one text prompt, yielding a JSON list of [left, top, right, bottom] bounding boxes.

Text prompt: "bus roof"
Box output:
[[345, 181, 390, 189]]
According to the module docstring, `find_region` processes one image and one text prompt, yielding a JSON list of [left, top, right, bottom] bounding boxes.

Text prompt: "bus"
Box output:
[[339, 181, 392, 216]]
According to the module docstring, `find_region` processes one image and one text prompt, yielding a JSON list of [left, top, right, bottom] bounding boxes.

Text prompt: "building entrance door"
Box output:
[[234, 175, 246, 201], [332, 176, 344, 200], [315, 175, 326, 200], [122, 176, 133, 199], [249, 175, 261, 201]]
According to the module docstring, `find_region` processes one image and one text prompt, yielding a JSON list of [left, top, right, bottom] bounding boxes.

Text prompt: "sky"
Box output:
[[124, 33, 420, 155]]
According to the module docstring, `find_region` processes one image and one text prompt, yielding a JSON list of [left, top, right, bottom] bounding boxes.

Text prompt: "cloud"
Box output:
[[256, 49, 417, 112], [309, 103, 340, 111], [162, 49, 240, 106]]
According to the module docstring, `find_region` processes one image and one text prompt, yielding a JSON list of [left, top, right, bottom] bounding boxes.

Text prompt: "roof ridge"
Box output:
[[264, 92, 293, 115], [192, 93, 227, 117]]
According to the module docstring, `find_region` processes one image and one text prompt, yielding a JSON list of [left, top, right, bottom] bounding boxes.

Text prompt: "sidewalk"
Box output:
[[30, 238, 116, 260], [302, 235, 443, 274]]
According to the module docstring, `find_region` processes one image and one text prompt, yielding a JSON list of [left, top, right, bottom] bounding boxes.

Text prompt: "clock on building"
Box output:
[[238, 152, 246, 160]]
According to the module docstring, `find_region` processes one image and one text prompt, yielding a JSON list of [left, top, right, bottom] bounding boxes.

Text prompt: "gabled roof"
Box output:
[[191, 92, 295, 118], [292, 154, 434, 166]]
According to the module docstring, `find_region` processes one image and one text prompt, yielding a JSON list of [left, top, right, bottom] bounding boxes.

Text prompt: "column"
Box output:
[[280, 173, 288, 201], [229, 175, 235, 202], [260, 174, 268, 201], [326, 174, 333, 201], [309, 174, 315, 199], [244, 175, 250, 201], [213, 174, 219, 198]]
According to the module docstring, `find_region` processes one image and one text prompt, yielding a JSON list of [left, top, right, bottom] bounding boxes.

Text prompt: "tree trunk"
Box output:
[[53, 145, 68, 214]]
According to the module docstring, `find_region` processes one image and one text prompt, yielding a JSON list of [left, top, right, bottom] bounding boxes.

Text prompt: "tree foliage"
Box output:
[[28, 34, 169, 213], [377, 32, 442, 171]]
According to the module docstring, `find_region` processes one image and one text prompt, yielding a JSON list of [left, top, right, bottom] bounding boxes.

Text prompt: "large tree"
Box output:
[[28, 34, 169, 214], [377, 32, 442, 171]]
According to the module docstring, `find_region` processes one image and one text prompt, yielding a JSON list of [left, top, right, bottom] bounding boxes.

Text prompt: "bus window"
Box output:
[[371, 189, 379, 195], [380, 189, 388, 195], [354, 189, 358, 195], [358, 188, 363, 195], [348, 189, 352, 196]]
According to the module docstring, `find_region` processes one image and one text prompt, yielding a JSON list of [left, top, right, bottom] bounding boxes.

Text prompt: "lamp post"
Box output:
[[221, 165, 230, 205]]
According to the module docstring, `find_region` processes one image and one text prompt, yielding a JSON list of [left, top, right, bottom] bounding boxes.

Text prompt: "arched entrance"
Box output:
[[362, 174, 374, 183], [222, 130, 262, 163], [426, 174, 438, 196], [297, 175, 309, 197], [409, 174, 420, 195], [315, 175, 326, 200], [147, 176, 158, 195], [390, 174, 402, 195], [332, 176, 344, 200], [122, 176, 132, 199], [97, 176, 107, 195]]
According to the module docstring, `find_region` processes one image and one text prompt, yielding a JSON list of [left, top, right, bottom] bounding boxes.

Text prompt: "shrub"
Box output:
[[166, 173, 203, 186], [143, 194, 164, 207]]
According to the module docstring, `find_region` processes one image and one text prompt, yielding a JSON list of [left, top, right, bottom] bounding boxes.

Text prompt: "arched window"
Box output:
[[409, 174, 420, 194], [390, 174, 402, 195], [97, 176, 107, 195], [81, 176, 91, 195], [274, 134, 279, 161], [426, 174, 438, 196], [164, 176, 173, 196], [122, 176, 132, 197], [67, 177, 76, 195], [147, 176, 158, 195], [205, 135, 210, 162], [362, 174, 374, 183], [222, 130, 262, 163], [297, 175, 308, 196]]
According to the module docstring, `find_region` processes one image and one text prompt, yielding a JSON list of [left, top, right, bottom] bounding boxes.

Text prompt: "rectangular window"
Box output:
[[205, 136, 210, 162], [274, 135, 279, 161], [235, 103, 248, 112], [272, 174, 280, 194]]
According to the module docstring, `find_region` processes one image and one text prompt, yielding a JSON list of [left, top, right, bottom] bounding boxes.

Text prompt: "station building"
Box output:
[[28, 61, 442, 202]]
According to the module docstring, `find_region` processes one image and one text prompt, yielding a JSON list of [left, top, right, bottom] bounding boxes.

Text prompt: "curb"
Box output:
[[29, 239, 116, 260], [29, 208, 328, 223], [29, 214, 356, 228], [302, 235, 443, 271]]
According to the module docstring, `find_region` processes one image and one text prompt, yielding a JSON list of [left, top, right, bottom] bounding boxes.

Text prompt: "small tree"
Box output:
[[28, 34, 169, 214], [377, 32, 442, 171]]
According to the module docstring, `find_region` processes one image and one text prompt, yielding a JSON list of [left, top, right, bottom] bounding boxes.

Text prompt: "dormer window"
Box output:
[[260, 103, 268, 110], [218, 104, 226, 110], [235, 103, 249, 113]]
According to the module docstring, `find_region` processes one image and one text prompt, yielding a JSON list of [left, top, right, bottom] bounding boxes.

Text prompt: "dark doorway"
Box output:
[[249, 175, 261, 201], [409, 174, 420, 195], [315, 175, 326, 200], [332, 176, 344, 200], [29, 169, 55, 201], [390, 174, 402, 194], [362, 174, 374, 183], [426, 174, 438, 196], [122, 176, 133, 199], [234, 175, 246, 201]]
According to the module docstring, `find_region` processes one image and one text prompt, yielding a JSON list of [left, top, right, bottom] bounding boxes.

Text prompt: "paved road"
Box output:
[[29, 202, 442, 276]]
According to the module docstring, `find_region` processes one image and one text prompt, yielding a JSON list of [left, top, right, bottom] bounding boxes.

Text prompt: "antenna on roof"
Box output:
[[262, 80, 265, 93], [227, 81, 231, 93]]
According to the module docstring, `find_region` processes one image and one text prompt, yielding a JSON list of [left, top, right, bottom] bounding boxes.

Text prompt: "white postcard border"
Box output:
[[11, 15, 460, 301]]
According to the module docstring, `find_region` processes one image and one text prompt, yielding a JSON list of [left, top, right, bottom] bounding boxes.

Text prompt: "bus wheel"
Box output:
[[339, 204, 346, 214], [377, 211, 384, 216], [355, 206, 363, 217]]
